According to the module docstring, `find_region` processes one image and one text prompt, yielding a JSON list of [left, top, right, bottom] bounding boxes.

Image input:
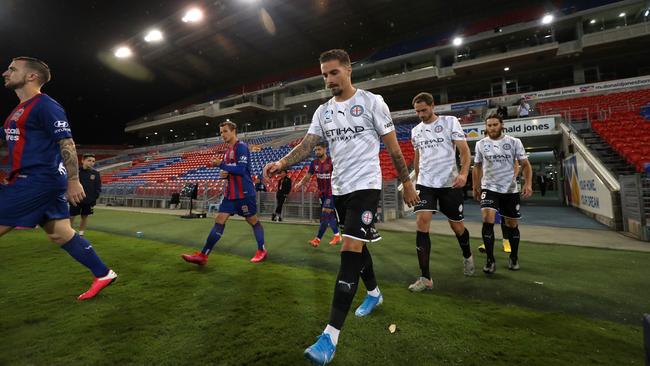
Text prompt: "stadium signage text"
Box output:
[[563, 154, 614, 219], [462, 117, 556, 141]]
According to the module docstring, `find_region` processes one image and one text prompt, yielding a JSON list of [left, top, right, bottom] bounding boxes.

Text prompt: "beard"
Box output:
[[420, 112, 433, 122], [328, 85, 342, 96], [4, 77, 25, 90], [487, 128, 503, 139]]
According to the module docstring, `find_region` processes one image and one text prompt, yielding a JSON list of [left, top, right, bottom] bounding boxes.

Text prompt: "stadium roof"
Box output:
[[0, 0, 620, 144]]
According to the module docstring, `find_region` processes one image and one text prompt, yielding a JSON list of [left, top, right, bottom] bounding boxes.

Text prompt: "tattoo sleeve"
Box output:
[[59, 138, 79, 181], [280, 133, 321, 168], [384, 133, 410, 183]]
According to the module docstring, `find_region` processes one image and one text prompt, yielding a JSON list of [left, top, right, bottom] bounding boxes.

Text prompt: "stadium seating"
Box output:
[[102, 123, 418, 198], [538, 89, 650, 172]]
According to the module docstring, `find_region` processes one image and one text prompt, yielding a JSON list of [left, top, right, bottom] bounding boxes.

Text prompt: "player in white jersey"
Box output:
[[264, 49, 419, 366], [408, 92, 474, 293], [472, 114, 532, 274]]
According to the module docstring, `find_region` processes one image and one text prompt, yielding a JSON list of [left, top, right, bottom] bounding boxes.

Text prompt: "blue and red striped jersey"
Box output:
[[1, 94, 72, 185], [308, 156, 333, 197], [219, 140, 255, 199]]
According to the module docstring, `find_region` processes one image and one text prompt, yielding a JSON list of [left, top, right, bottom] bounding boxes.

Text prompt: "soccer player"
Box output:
[[0, 57, 116, 300], [264, 49, 419, 365], [472, 114, 532, 274], [409, 92, 474, 292], [181, 121, 267, 265], [272, 170, 292, 221], [296, 142, 341, 247], [69, 153, 101, 236]]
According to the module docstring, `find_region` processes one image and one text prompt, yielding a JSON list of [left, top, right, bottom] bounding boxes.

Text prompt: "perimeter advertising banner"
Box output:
[[563, 153, 615, 219], [462, 117, 556, 141]]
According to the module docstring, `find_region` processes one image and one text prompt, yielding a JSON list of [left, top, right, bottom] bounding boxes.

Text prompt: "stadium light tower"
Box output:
[[182, 8, 203, 23], [541, 14, 554, 25], [144, 29, 164, 43], [452, 37, 463, 46], [114, 46, 132, 58]]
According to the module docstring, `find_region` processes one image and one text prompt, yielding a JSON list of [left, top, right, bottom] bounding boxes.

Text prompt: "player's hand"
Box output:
[[211, 157, 223, 167], [452, 173, 467, 189], [402, 181, 420, 207], [219, 170, 229, 179], [473, 187, 482, 202], [521, 184, 533, 199], [67, 180, 86, 206], [263, 161, 283, 178]]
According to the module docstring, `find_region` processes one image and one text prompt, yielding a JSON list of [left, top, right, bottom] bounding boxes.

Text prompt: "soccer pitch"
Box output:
[[1, 209, 647, 365]]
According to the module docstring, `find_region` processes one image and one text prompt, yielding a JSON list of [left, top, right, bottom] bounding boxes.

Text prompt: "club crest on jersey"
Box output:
[[503, 143, 512, 150], [324, 109, 334, 123], [434, 125, 443, 133], [361, 210, 373, 225], [350, 105, 364, 117], [90, 174, 96, 180], [11, 108, 24, 121]]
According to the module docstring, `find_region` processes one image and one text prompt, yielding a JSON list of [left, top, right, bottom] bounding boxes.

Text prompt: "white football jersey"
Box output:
[[307, 89, 395, 195], [411, 115, 466, 188], [474, 135, 527, 193]]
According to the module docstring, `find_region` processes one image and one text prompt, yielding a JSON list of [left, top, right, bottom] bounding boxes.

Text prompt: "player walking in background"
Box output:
[[472, 114, 532, 274], [409, 92, 474, 292], [297, 142, 341, 247], [69, 153, 101, 236], [0, 57, 116, 300], [265, 49, 419, 365], [272, 169, 292, 221], [181, 121, 267, 265]]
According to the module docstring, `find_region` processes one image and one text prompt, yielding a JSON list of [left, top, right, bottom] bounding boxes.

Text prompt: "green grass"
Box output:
[[0, 209, 647, 365]]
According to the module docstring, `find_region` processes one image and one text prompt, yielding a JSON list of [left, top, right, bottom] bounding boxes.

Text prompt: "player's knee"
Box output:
[[47, 232, 66, 244], [416, 216, 430, 230]]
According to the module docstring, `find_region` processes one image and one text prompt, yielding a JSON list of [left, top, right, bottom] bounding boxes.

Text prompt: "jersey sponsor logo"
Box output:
[[434, 125, 443, 133], [384, 121, 394, 129], [350, 105, 364, 117], [324, 126, 365, 142], [54, 120, 69, 128], [4, 127, 20, 141], [316, 173, 330, 179], [361, 210, 373, 225], [503, 143, 512, 150], [11, 108, 24, 121], [485, 154, 512, 162]]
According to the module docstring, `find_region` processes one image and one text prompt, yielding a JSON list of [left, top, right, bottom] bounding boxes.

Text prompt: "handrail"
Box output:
[[559, 123, 620, 191]]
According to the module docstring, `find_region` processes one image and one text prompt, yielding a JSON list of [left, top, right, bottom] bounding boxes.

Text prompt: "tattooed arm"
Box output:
[[59, 138, 86, 205], [382, 131, 420, 207], [263, 133, 321, 178]]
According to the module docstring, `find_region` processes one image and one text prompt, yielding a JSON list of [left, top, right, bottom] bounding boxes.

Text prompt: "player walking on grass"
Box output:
[[265, 49, 419, 366], [297, 142, 341, 247], [0, 57, 116, 300], [181, 121, 267, 265], [472, 114, 532, 274], [408, 92, 474, 293]]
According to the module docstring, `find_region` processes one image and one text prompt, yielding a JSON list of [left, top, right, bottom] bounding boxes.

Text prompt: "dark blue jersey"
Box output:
[[2, 94, 72, 185], [220, 141, 255, 199]]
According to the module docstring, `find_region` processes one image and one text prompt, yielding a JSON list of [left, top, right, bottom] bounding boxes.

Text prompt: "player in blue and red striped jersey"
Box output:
[[297, 142, 341, 247], [0, 57, 116, 300], [181, 121, 267, 265]]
